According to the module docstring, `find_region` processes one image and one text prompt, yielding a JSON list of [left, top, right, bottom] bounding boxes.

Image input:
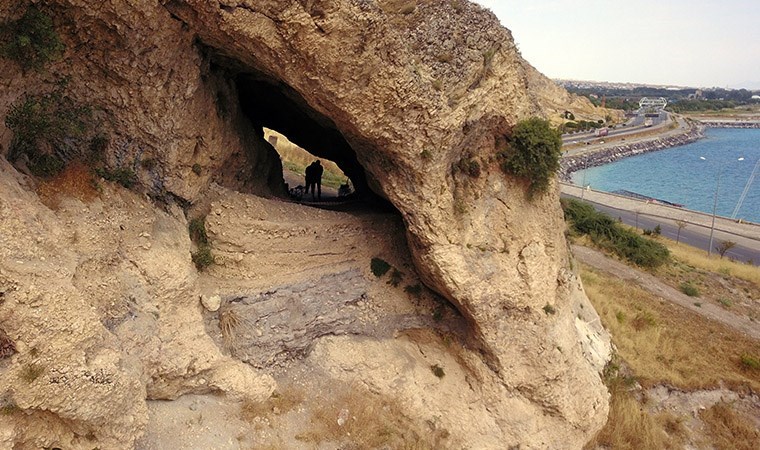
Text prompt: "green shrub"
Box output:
[[192, 163, 202, 175], [543, 304, 556, 315], [500, 117, 562, 197], [370, 258, 391, 277], [192, 246, 214, 271], [430, 364, 445, 378], [457, 158, 481, 178], [0, 6, 64, 72], [740, 354, 760, 371], [561, 198, 670, 268], [404, 284, 423, 298], [5, 83, 91, 177], [679, 281, 700, 297], [96, 167, 137, 189], [189, 217, 208, 245], [631, 311, 657, 330]]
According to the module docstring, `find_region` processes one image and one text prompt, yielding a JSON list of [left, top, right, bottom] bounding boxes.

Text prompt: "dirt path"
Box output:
[[572, 245, 760, 341]]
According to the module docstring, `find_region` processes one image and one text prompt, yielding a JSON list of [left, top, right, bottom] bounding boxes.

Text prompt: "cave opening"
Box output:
[[236, 72, 372, 204]]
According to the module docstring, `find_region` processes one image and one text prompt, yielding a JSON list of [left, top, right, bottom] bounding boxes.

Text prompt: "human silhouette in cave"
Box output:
[[305, 160, 323, 201]]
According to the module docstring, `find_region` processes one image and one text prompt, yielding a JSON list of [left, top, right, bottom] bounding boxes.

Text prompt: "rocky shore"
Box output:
[[560, 121, 705, 181], [698, 121, 760, 129]]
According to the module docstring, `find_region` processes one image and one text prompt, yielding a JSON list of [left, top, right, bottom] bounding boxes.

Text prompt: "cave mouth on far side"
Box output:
[[236, 72, 371, 200]]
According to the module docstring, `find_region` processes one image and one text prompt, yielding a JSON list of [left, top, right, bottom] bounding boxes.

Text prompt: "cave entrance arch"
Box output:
[[236, 73, 370, 200]]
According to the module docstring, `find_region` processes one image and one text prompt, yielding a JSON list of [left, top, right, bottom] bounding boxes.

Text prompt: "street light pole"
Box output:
[[581, 159, 588, 200], [701, 156, 744, 257], [707, 168, 721, 257]]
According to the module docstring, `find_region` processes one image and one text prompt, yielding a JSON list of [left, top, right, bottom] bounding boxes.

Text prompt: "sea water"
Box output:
[[571, 128, 760, 224]]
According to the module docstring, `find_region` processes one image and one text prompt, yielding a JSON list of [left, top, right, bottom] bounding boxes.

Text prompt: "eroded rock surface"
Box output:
[[1, 0, 612, 448]]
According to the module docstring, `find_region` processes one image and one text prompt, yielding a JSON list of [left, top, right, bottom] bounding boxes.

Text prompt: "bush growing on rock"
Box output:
[[370, 257, 391, 277], [5, 81, 91, 177], [0, 6, 64, 72], [500, 117, 562, 197], [96, 167, 137, 189]]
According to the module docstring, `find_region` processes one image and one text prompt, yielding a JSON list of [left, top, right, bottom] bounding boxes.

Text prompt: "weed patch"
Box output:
[[370, 257, 391, 277], [192, 246, 214, 271], [404, 284, 423, 298], [219, 306, 242, 350], [20, 363, 44, 383], [388, 268, 404, 287], [5, 82, 92, 177], [739, 354, 759, 371], [0, 6, 64, 72], [189, 217, 209, 245], [679, 281, 700, 297], [96, 167, 137, 189]]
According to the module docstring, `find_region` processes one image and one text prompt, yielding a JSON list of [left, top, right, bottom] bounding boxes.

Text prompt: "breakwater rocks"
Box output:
[[560, 123, 705, 181], [699, 121, 760, 129]]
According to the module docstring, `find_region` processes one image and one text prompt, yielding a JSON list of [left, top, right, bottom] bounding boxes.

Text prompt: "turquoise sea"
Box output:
[[571, 128, 760, 224]]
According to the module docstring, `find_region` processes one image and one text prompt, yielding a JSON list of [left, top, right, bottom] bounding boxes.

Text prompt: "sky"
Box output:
[[471, 0, 760, 89]]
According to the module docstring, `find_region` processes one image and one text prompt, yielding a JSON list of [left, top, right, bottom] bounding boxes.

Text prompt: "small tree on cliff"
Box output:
[[500, 117, 562, 198]]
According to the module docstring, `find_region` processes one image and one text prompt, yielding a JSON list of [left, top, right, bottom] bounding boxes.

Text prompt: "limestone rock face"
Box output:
[[0, 0, 611, 448]]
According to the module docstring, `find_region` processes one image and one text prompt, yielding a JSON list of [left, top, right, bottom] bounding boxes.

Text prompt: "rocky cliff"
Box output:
[[0, 1, 611, 448]]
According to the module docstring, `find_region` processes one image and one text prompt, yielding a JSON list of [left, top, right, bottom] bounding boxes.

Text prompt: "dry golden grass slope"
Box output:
[[580, 253, 760, 450]]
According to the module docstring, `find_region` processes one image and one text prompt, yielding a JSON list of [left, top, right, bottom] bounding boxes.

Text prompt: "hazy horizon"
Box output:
[[472, 0, 760, 90]]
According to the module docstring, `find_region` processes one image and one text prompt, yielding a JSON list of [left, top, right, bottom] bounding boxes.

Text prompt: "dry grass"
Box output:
[[581, 265, 760, 391], [583, 263, 760, 449], [218, 306, 243, 350], [295, 385, 448, 449], [585, 382, 677, 450], [699, 402, 760, 450], [663, 238, 760, 285], [36, 162, 99, 209]]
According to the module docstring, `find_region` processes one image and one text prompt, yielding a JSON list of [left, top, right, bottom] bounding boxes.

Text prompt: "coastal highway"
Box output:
[[561, 112, 669, 146], [561, 192, 760, 264]]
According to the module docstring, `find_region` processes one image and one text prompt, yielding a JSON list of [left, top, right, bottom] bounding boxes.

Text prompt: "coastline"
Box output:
[[559, 120, 705, 181], [694, 120, 760, 129]]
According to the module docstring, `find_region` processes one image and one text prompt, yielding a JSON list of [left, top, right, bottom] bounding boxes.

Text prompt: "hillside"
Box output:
[[1, 1, 613, 448]]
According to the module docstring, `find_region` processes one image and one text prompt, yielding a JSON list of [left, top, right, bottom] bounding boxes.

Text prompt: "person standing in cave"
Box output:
[[313, 160, 323, 201], [304, 160, 323, 201], [304, 161, 316, 200]]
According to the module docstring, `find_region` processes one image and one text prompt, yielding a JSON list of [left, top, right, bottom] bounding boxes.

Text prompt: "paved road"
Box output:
[[561, 192, 760, 264], [562, 112, 668, 146]]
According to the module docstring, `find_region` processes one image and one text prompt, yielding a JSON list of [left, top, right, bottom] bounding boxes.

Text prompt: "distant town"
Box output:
[[555, 79, 760, 113]]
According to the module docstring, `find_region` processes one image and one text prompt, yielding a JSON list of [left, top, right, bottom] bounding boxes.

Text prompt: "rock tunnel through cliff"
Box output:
[[236, 72, 371, 200]]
